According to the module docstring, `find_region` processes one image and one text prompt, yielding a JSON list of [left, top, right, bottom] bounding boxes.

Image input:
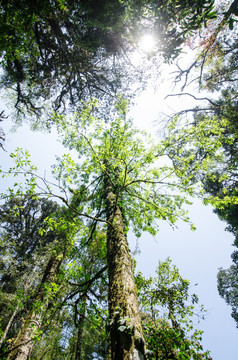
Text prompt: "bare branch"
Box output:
[[165, 93, 218, 107]]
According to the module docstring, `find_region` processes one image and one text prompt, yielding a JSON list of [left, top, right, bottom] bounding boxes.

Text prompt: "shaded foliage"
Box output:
[[0, 0, 216, 119], [0, 196, 60, 293], [0, 195, 73, 358]]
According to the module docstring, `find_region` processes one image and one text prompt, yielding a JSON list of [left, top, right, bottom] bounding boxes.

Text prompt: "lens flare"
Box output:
[[139, 34, 155, 52]]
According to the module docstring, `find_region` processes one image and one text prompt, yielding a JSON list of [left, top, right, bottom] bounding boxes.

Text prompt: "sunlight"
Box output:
[[130, 33, 156, 65], [139, 33, 155, 52]]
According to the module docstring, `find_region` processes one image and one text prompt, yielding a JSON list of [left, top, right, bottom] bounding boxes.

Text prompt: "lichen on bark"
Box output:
[[104, 173, 146, 359]]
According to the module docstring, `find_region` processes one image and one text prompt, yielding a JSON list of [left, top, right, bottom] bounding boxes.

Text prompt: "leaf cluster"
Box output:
[[52, 98, 196, 238], [136, 258, 211, 360]]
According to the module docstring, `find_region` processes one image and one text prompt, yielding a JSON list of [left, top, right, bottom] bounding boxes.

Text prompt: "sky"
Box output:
[[1, 46, 238, 359]]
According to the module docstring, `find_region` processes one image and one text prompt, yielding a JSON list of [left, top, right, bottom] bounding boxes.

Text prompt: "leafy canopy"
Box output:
[[0, 0, 216, 118], [49, 98, 197, 238]]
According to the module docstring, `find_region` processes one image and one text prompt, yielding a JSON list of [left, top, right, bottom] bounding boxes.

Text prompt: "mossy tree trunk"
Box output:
[[7, 253, 64, 360], [105, 176, 146, 360]]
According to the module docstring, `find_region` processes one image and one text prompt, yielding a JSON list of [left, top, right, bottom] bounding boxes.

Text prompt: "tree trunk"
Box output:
[[75, 295, 87, 360], [104, 176, 146, 360], [7, 254, 63, 360], [0, 303, 19, 349]]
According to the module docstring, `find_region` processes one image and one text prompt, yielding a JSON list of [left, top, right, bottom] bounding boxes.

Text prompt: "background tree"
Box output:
[[0, 195, 78, 360], [30, 226, 108, 360], [136, 258, 211, 359], [216, 200, 238, 328], [0, 196, 61, 349], [161, 0, 238, 327]]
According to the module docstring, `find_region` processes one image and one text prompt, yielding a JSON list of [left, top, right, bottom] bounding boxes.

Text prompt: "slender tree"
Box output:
[[216, 199, 238, 327], [0, 196, 62, 349], [0, 197, 77, 360], [7, 249, 65, 360], [28, 225, 108, 360]]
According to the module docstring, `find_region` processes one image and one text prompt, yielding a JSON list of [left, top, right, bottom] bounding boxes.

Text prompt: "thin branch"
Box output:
[[68, 265, 107, 288], [165, 93, 218, 107]]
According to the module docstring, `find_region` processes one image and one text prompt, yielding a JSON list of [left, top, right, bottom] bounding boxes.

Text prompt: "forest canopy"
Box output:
[[0, 1, 237, 359]]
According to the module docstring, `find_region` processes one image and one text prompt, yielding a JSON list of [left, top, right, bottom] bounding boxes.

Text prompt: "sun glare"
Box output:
[[139, 34, 155, 52]]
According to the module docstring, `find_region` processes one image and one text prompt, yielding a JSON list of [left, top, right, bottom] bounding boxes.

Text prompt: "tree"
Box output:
[[45, 98, 198, 359], [161, 0, 238, 327], [217, 261, 238, 328], [6, 247, 65, 360], [216, 198, 238, 328], [165, 0, 237, 201], [0, 195, 78, 360], [162, 92, 238, 324], [136, 258, 211, 359], [0, 195, 61, 350], [29, 227, 109, 360]]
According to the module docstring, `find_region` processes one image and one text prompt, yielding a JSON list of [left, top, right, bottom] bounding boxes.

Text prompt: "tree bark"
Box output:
[[104, 175, 146, 360], [75, 295, 87, 360], [7, 254, 64, 360]]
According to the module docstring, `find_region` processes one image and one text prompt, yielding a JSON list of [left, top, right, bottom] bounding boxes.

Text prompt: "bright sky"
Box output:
[[1, 35, 238, 360]]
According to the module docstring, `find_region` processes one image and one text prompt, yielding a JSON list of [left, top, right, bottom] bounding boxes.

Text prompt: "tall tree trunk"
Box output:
[[104, 176, 146, 360], [7, 254, 64, 360]]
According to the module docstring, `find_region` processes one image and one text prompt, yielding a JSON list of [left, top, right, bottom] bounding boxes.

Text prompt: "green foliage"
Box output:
[[164, 11, 238, 327], [136, 259, 211, 359], [0, 196, 61, 292], [52, 98, 196, 238], [0, 0, 217, 119], [164, 105, 238, 211], [0, 148, 39, 200], [216, 190, 238, 327], [30, 225, 109, 360], [0, 194, 79, 356], [217, 263, 238, 328]]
